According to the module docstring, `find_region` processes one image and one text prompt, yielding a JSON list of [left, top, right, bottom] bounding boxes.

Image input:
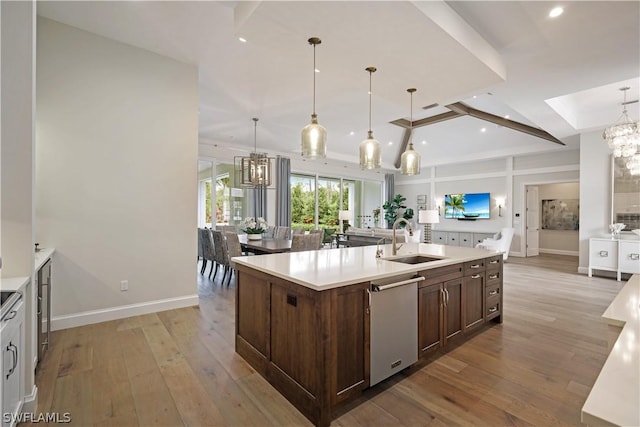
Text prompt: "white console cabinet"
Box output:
[[589, 238, 640, 281], [432, 230, 495, 247]]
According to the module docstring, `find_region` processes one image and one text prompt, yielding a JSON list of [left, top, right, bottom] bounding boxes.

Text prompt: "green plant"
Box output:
[[382, 194, 414, 228], [445, 194, 465, 218]]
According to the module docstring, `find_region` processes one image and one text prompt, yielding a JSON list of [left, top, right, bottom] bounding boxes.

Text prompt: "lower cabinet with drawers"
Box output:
[[431, 230, 496, 247], [417, 254, 503, 358], [589, 237, 640, 281]]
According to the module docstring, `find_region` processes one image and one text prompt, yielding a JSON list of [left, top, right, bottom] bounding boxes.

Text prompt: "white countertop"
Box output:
[[1, 248, 55, 292], [232, 243, 500, 291], [582, 274, 640, 427]]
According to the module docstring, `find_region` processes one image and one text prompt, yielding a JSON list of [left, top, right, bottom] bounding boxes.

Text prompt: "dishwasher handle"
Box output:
[[372, 276, 425, 292]]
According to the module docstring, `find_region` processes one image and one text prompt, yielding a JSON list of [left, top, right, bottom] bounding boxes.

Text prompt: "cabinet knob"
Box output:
[[629, 253, 639, 261], [599, 251, 608, 257]]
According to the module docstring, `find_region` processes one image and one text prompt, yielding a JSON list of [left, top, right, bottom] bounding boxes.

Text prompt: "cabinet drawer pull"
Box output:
[[471, 274, 481, 279], [599, 250, 608, 257], [488, 306, 498, 313], [489, 274, 498, 279], [629, 253, 639, 261], [469, 264, 481, 269], [488, 290, 498, 296], [489, 259, 499, 264]]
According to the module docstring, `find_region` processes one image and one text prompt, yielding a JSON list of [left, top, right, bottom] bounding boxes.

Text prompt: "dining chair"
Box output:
[[210, 230, 228, 281], [292, 228, 305, 236], [223, 231, 243, 286], [198, 228, 206, 273], [264, 225, 276, 238], [291, 233, 323, 252], [310, 229, 325, 249], [274, 226, 290, 239], [200, 228, 216, 276]]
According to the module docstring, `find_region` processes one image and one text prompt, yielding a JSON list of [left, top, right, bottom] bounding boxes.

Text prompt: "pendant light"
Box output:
[[359, 66, 381, 169], [400, 88, 421, 175], [301, 37, 327, 159], [235, 118, 274, 187]]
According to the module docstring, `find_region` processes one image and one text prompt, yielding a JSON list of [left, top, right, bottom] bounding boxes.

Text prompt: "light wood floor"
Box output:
[[30, 254, 623, 426]]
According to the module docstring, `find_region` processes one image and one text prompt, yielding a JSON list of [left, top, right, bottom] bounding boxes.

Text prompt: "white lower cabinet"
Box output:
[[431, 230, 496, 247], [589, 238, 640, 280], [1, 298, 24, 427]]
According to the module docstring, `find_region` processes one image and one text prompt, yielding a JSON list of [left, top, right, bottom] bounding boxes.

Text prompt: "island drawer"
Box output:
[[418, 264, 463, 286], [486, 283, 501, 299], [486, 300, 501, 320], [486, 255, 502, 269], [486, 270, 501, 287], [464, 259, 486, 274]]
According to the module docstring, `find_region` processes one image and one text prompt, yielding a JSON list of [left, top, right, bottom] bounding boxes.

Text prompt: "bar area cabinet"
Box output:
[[36, 259, 51, 365]]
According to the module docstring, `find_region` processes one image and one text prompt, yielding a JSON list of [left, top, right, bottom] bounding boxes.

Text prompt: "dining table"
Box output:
[[238, 234, 292, 255]]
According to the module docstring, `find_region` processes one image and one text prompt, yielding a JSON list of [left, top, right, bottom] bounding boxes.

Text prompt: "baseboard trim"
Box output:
[[578, 266, 589, 275], [539, 249, 579, 256], [51, 294, 199, 331], [21, 385, 37, 414]]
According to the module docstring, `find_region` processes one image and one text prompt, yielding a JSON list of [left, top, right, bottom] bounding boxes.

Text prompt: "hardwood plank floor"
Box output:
[[30, 254, 622, 426]]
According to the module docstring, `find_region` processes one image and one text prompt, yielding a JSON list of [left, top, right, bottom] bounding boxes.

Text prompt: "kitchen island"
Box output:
[[232, 243, 503, 427]]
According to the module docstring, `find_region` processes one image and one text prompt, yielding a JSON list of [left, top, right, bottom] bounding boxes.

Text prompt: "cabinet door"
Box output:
[[589, 239, 618, 270], [443, 279, 463, 344], [459, 233, 473, 247], [619, 241, 640, 274], [463, 273, 485, 332], [432, 231, 447, 244], [446, 232, 460, 246], [418, 283, 442, 356], [2, 303, 23, 427]]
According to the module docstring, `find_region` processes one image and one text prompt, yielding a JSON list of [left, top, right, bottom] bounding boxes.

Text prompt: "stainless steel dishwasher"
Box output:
[[369, 274, 424, 386]]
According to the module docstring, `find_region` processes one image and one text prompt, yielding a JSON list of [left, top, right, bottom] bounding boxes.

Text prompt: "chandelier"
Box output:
[[400, 88, 421, 175], [627, 154, 640, 175], [359, 66, 381, 169], [235, 118, 274, 187], [603, 87, 639, 158], [301, 37, 327, 159]]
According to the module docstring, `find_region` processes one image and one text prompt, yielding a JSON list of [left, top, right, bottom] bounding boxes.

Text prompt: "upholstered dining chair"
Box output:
[[223, 231, 243, 286], [310, 229, 325, 249], [210, 230, 227, 281], [291, 233, 323, 252], [200, 228, 215, 276], [291, 228, 305, 236], [274, 226, 290, 239]]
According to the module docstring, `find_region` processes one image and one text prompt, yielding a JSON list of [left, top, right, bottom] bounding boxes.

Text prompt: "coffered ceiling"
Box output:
[[37, 1, 640, 172]]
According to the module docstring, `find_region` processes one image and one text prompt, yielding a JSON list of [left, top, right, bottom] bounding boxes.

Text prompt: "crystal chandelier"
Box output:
[[603, 87, 639, 158], [301, 37, 327, 159], [235, 118, 274, 187], [359, 66, 381, 169], [400, 88, 421, 175]]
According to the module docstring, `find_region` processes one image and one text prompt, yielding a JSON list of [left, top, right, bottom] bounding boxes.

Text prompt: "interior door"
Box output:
[[526, 186, 539, 256]]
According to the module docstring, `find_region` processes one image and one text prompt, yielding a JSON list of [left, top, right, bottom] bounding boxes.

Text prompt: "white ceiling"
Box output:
[[37, 1, 640, 172]]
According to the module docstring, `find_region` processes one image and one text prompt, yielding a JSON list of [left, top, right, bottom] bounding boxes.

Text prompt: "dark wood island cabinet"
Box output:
[[234, 246, 503, 427]]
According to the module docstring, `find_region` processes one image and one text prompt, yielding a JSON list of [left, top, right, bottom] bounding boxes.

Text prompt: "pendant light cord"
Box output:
[[313, 43, 317, 116], [253, 117, 258, 154], [368, 70, 372, 133], [410, 90, 413, 146]]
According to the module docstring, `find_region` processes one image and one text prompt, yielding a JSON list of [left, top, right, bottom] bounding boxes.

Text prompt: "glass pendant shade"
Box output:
[[301, 114, 327, 158], [603, 87, 640, 158], [400, 142, 420, 175], [359, 131, 382, 169], [400, 88, 421, 175], [301, 37, 327, 159]]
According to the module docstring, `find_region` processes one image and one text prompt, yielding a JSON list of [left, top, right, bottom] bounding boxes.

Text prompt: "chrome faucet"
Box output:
[[375, 237, 386, 258], [392, 217, 413, 255]]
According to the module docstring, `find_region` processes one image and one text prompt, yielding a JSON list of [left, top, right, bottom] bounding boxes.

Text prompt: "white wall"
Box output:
[[578, 129, 612, 272], [538, 182, 580, 255], [36, 18, 199, 328]]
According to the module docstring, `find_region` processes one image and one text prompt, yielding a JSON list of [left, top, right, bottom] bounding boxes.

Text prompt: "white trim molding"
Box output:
[[539, 248, 579, 257], [51, 294, 199, 331]]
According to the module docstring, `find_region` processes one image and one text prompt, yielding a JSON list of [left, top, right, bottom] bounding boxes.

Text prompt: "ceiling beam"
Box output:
[[445, 102, 565, 145], [393, 128, 413, 169]]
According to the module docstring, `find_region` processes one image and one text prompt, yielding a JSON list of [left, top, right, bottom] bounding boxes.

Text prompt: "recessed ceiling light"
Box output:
[[549, 6, 563, 18], [421, 140, 427, 145], [238, 37, 247, 43], [480, 127, 487, 133], [314, 68, 320, 73], [388, 141, 393, 145], [504, 114, 510, 119], [473, 95, 477, 99], [349, 131, 355, 136]]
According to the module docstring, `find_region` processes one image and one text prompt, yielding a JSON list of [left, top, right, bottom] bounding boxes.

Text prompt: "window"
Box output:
[[216, 173, 230, 225], [198, 160, 214, 227]]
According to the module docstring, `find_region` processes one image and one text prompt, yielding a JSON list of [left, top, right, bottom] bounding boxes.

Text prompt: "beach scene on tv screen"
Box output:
[[444, 193, 490, 219]]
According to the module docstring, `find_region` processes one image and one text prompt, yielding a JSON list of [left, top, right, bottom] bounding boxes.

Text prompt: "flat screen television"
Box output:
[[444, 193, 491, 219]]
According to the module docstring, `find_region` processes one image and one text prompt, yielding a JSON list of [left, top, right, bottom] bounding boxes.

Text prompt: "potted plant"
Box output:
[[382, 194, 414, 228], [240, 217, 268, 240], [372, 208, 381, 226]]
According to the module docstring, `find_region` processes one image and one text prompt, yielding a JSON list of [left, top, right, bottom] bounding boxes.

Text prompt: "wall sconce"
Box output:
[[435, 198, 443, 216], [496, 197, 505, 217]]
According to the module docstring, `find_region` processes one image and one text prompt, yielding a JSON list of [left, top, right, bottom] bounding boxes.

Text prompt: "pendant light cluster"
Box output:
[[359, 67, 382, 169], [299, 37, 421, 172], [301, 37, 327, 159], [400, 88, 421, 175]]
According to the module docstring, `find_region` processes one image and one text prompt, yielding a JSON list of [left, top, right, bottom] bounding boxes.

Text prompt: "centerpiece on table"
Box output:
[[240, 216, 268, 240]]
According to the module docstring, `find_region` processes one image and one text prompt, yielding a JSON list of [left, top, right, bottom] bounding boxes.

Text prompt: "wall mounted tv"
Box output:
[[444, 193, 491, 219]]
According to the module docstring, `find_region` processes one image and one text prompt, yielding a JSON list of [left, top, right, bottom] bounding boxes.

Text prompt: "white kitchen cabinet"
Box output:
[[1, 297, 25, 427], [589, 238, 640, 281], [430, 230, 497, 247]]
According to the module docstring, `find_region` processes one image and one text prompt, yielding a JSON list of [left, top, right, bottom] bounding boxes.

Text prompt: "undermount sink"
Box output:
[[385, 255, 441, 265]]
